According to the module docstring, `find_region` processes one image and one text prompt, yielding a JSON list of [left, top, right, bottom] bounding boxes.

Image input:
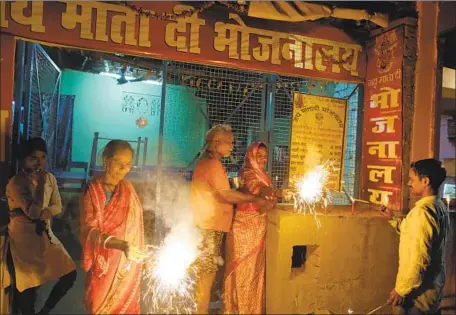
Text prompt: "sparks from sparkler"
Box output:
[[142, 227, 201, 314], [292, 161, 333, 228]]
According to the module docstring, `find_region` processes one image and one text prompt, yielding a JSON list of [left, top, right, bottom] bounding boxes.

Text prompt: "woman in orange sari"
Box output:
[[81, 140, 145, 314], [224, 141, 283, 314]]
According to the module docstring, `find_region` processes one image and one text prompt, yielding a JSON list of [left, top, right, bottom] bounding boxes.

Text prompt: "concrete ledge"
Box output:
[[266, 206, 399, 314]]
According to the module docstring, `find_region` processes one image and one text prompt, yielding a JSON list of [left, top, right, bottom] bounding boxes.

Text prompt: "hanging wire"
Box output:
[[119, 1, 216, 20]]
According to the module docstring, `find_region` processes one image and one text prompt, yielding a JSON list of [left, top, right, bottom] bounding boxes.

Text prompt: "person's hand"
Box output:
[[120, 241, 148, 262], [258, 187, 277, 200], [117, 240, 130, 258], [34, 170, 48, 183], [379, 205, 394, 219], [260, 189, 275, 200], [387, 288, 404, 307], [35, 220, 46, 236], [39, 208, 53, 221], [281, 189, 294, 201], [255, 197, 274, 214], [127, 246, 149, 263]]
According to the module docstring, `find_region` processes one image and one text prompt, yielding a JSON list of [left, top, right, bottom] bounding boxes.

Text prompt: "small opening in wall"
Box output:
[[290, 245, 320, 279], [291, 245, 307, 268]]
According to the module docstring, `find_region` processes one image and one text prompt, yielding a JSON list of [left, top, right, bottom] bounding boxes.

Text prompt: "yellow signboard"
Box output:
[[288, 93, 348, 191]]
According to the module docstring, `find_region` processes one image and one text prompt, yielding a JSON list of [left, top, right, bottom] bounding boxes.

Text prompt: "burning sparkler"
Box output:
[[366, 302, 388, 314], [346, 302, 388, 314], [140, 174, 204, 314], [143, 225, 201, 314], [291, 162, 333, 228], [342, 181, 391, 214]]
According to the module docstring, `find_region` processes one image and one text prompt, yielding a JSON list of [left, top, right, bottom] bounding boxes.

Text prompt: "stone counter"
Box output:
[[266, 205, 399, 314]]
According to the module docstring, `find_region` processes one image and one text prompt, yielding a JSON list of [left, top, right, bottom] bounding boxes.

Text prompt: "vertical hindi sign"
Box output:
[[360, 28, 403, 209], [288, 93, 348, 191]]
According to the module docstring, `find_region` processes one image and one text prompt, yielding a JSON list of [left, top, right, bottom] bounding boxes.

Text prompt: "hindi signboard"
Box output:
[[0, 1, 366, 83], [360, 27, 404, 209], [288, 93, 348, 191]]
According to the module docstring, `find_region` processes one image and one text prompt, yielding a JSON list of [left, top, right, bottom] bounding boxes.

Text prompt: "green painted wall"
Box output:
[[60, 69, 207, 168]]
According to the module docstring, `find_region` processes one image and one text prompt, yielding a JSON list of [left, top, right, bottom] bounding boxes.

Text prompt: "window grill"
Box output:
[[19, 43, 362, 204], [26, 44, 61, 169], [269, 76, 360, 205], [165, 61, 266, 173], [162, 63, 361, 205]]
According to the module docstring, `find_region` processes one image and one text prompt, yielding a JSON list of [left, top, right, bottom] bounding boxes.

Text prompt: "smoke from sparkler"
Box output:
[[141, 173, 201, 314]]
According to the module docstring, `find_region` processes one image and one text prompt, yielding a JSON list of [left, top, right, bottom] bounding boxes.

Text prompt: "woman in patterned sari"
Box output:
[[224, 141, 284, 314], [81, 140, 146, 314]]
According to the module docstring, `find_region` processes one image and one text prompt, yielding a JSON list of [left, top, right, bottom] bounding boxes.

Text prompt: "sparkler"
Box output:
[[366, 302, 388, 314], [347, 302, 388, 315], [292, 162, 332, 228], [142, 226, 201, 314], [342, 181, 389, 214], [341, 182, 354, 204]]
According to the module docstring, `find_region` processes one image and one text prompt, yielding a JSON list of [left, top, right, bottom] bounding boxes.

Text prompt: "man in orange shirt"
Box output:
[[191, 124, 272, 314]]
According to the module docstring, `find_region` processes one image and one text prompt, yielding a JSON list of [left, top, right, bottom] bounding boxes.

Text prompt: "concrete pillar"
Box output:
[[411, 2, 440, 161]]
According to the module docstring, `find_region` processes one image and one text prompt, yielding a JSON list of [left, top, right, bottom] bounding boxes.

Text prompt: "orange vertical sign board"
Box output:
[[360, 28, 404, 210]]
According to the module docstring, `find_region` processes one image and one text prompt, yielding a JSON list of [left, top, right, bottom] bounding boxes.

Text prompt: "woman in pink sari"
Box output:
[[224, 141, 283, 314], [81, 140, 145, 314]]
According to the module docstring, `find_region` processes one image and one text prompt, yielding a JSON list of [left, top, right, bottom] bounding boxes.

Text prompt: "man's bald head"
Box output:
[[205, 124, 233, 156]]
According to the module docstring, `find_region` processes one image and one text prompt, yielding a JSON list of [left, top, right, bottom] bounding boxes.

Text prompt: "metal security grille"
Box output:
[[334, 83, 360, 204], [161, 62, 361, 204], [269, 75, 300, 190], [270, 76, 360, 205], [27, 44, 61, 169], [166, 61, 266, 172]]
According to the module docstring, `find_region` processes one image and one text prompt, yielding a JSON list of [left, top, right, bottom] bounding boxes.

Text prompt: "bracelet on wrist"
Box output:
[[103, 235, 115, 249]]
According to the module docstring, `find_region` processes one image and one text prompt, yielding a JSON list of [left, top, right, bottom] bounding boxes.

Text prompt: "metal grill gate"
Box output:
[[162, 61, 361, 204], [165, 61, 267, 173], [24, 43, 61, 170]]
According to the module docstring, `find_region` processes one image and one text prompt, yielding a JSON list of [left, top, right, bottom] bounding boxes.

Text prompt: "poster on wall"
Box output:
[[360, 27, 403, 210], [288, 93, 348, 191]]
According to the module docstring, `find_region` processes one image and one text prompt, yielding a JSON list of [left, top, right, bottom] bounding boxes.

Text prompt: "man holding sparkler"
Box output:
[[380, 159, 449, 314], [191, 124, 273, 314]]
